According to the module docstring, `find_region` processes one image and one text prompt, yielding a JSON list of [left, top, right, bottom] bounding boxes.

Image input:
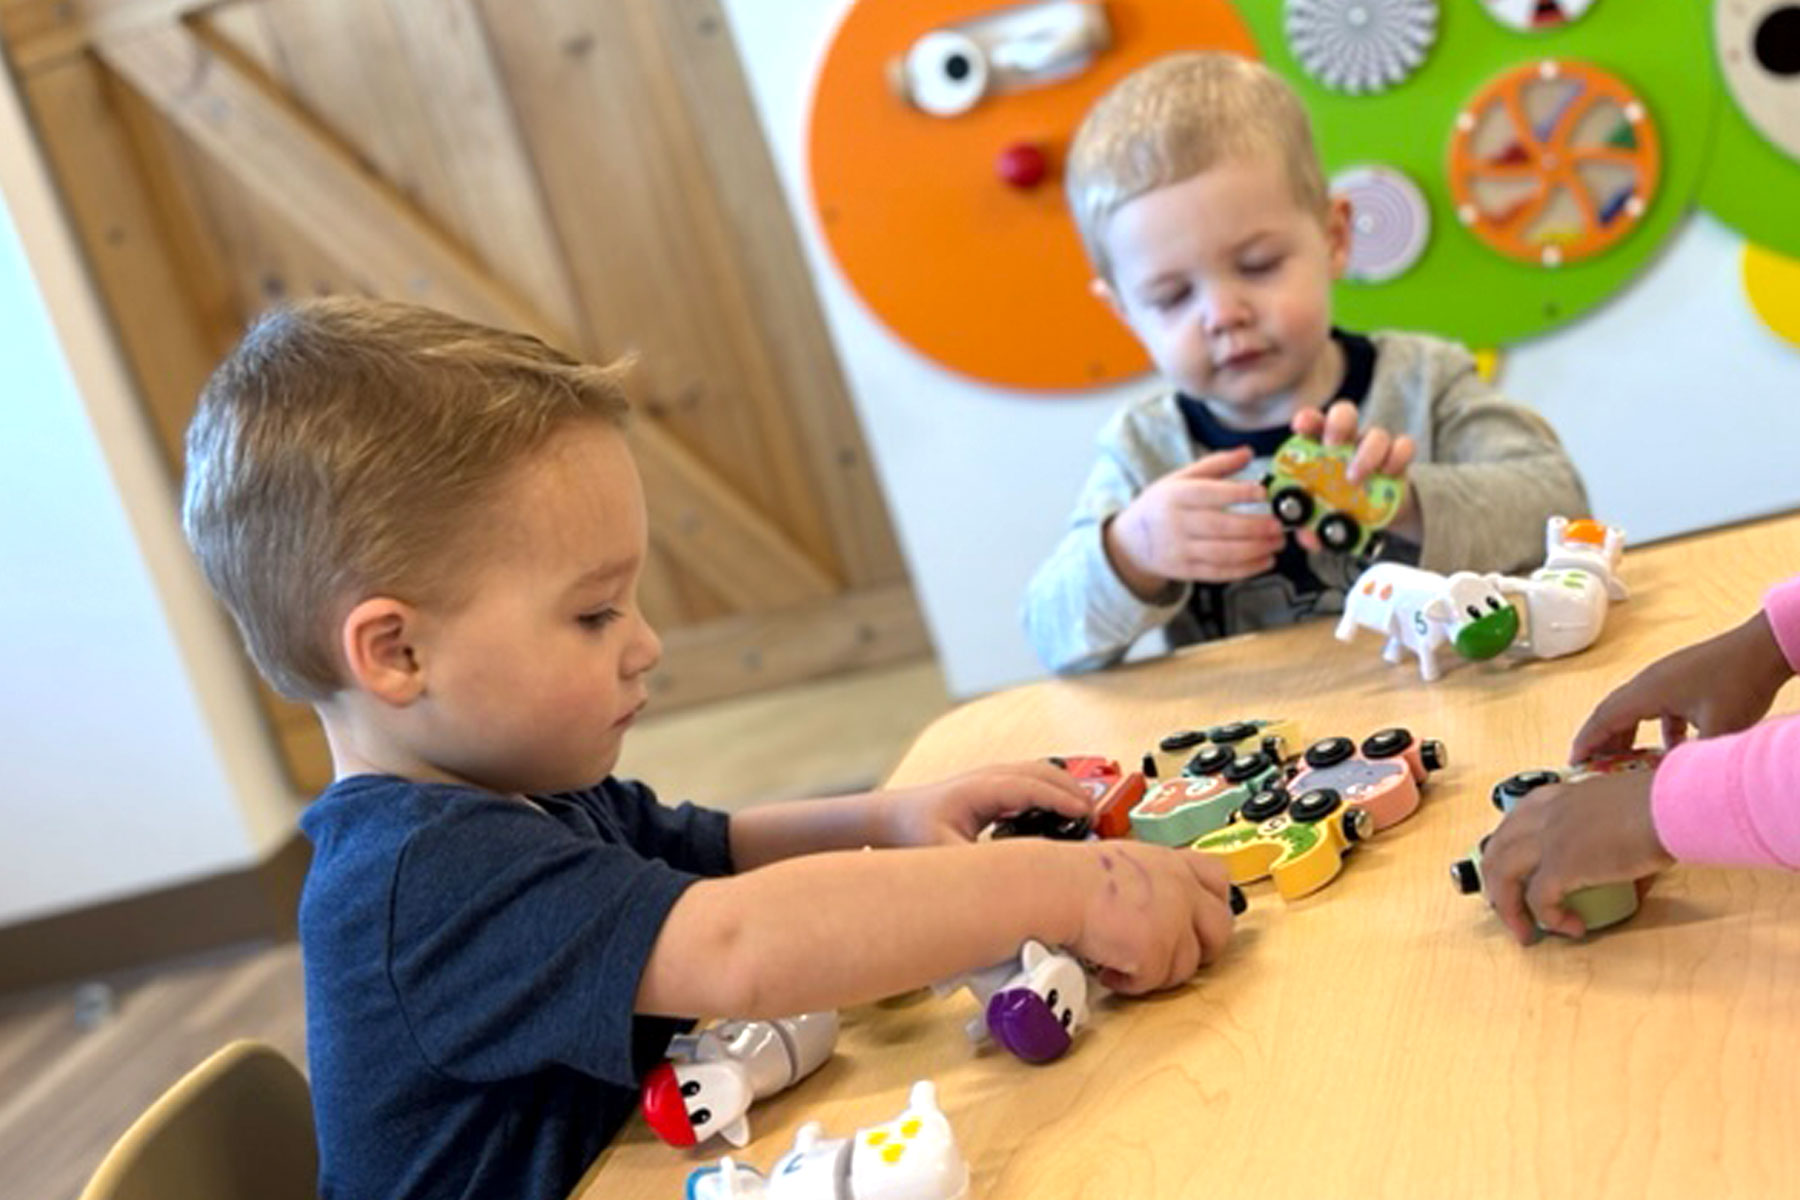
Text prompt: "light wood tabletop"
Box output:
[[579, 513, 1800, 1199]]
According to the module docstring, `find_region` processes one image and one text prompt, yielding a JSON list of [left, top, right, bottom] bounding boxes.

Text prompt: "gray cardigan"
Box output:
[[1021, 331, 1590, 674]]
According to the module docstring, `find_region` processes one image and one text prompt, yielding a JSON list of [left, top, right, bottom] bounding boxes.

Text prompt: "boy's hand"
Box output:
[[1478, 771, 1672, 944], [1104, 446, 1288, 599], [878, 761, 1092, 847], [1068, 842, 1235, 994], [1572, 611, 1793, 761], [1289, 400, 1419, 548]]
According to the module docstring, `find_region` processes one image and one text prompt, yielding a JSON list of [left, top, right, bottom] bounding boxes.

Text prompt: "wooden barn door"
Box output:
[[2, 0, 929, 794]]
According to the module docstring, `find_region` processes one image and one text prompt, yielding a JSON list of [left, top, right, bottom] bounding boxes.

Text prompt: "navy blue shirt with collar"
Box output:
[[298, 774, 732, 1200], [1176, 328, 1381, 640]]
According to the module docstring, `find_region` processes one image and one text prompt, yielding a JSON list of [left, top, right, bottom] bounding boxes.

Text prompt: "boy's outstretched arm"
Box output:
[[637, 838, 1235, 1019], [727, 761, 1092, 869]]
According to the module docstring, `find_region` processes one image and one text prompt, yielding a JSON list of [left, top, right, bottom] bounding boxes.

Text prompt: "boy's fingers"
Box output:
[[1322, 399, 1360, 446], [1525, 873, 1584, 940], [1168, 479, 1273, 515], [1174, 507, 1285, 542], [1660, 714, 1688, 749], [1386, 434, 1417, 476], [1289, 407, 1324, 438], [1348, 427, 1391, 484], [1184, 849, 1236, 905]]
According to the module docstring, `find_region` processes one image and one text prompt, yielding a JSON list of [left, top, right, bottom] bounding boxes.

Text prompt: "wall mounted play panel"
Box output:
[[1240, 0, 1715, 348], [808, 0, 1258, 391]]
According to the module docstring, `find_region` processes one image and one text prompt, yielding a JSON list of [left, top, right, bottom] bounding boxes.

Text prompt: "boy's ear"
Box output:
[[1326, 193, 1354, 279], [339, 597, 426, 706]]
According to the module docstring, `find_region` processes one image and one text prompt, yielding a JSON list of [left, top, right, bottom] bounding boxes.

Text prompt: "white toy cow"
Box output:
[[1336, 563, 1521, 682], [934, 938, 1091, 1063], [1498, 517, 1627, 660], [641, 1011, 840, 1148]]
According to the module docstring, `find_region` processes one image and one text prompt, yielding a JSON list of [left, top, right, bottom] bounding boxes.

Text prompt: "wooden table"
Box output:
[[580, 514, 1800, 1199]]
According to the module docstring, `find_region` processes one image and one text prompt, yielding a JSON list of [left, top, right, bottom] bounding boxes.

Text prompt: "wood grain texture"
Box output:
[[580, 515, 1800, 1200]]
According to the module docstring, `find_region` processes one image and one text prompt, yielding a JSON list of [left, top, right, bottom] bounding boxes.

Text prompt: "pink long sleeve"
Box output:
[[1650, 577, 1800, 868]]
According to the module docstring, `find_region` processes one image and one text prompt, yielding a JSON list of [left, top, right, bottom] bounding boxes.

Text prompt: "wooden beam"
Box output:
[[96, 18, 835, 605], [0, 0, 221, 73]]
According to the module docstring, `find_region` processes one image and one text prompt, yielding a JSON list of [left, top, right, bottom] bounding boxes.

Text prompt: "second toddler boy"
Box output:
[[1024, 52, 1588, 673]]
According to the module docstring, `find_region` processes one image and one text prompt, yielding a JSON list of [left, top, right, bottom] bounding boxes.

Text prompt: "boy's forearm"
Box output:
[[728, 794, 893, 869], [636, 840, 1085, 1019]]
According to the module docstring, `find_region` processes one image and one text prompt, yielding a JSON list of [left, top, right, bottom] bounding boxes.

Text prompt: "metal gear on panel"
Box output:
[[1285, 0, 1439, 96]]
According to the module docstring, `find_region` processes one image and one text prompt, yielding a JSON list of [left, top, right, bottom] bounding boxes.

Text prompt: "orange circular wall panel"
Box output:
[[807, 0, 1259, 393]]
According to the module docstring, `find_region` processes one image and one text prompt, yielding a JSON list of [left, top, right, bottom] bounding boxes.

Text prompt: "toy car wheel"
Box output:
[[991, 808, 1091, 841], [1159, 729, 1206, 753], [1491, 769, 1561, 812], [1271, 487, 1313, 528], [1289, 787, 1343, 823], [1363, 531, 1389, 559], [1186, 745, 1236, 776], [1343, 807, 1374, 843], [1304, 736, 1356, 769], [1450, 858, 1482, 895], [1208, 720, 1259, 744], [1361, 727, 1414, 759], [1223, 750, 1276, 782], [1318, 513, 1361, 552], [1238, 787, 1290, 823], [1419, 739, 1447, 772]]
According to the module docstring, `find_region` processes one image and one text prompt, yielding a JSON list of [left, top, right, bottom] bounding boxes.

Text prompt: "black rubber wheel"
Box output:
[[1450, 859, 1482, 895], [1159, 729, 1206, 752], [1289, 787, 1342, 824], [1492, 768, 1561, 812], [1238, 787, 1290, 823], [1361, 728, 1413, 759], [1318, 512, 1360, 552], [1227, 884, 1248, 916], [1223, 750, 1275, 783], [1419, 739, 1447, 772], [1271, 487, 1314, 528], [1305, 736, 1356, 769], [1186, 745, 1236, 777], [1208, 720, 1259, 745], [990, 808, 1091, 841], [1343, 808, 1373, 843]]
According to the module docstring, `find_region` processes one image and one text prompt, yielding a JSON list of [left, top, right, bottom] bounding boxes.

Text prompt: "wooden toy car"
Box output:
[[986, 755, 1146, 841], [1129, 746, 1286, 846], [1451, 748, 1664, 936], [1143, 717, 1306, 781], [1264, 434, 1406, 556], [1283, 728, 1444, 831], [1190, 784, 1374, 900]]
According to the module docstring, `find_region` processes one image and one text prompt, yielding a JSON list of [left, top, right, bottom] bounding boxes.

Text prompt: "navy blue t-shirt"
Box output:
[[297, 775, 733, 1200]]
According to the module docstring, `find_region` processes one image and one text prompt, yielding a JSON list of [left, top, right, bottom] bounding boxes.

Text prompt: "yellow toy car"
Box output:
[[1264, 435, 1406, 556]]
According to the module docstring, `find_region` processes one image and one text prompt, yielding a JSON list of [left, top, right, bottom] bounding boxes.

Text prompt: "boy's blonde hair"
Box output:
[[182, 297, 631, 702], [1066, 52, 1330, 280]]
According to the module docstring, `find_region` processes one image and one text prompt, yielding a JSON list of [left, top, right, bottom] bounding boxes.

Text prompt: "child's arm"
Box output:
[[1022, 401, 1281, 673], [1572, 577, 1800, 760], [727, 760, 1093, 869], [637, 837, 1237, 1018]]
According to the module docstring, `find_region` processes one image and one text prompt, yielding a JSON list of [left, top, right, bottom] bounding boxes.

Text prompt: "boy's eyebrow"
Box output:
[[566, 558, 638, 592]]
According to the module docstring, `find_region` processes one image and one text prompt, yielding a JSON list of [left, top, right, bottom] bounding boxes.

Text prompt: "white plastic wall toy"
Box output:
[[934, 938, 1091, 1063], [1498, 517, 1627, 660], [684, 1081, 970, 1200], [643, 1012, 840, 1148], [1336, 563, 1520, 681]]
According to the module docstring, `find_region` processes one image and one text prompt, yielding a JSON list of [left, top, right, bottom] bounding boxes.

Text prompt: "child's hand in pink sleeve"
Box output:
[[1067, 841, 1236, 994], [1571, 610, 1793, 762], [1289, 400, 1419, 547], [1478, 770, 1672, 944], [877, 760, 1092, 847], [1103, 446, 1288, 599]]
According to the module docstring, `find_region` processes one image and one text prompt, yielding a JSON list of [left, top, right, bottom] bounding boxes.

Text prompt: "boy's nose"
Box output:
[[624, 617, 663, 678], [1202, 294, 1250, 334]]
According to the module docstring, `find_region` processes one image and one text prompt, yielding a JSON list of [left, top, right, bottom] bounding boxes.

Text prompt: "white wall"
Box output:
[[721, 0, 1800, 697], [0, 65, 301, 925]]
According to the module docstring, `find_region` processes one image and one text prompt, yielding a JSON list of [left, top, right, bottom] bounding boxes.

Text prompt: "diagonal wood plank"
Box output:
[[0, 0, 221, 72], [96, 18, 837, 608]]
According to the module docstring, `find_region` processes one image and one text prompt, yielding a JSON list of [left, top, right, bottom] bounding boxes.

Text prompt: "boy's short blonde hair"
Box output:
[[1067, 52, 1330, 280], [182, 297, 631, 701]]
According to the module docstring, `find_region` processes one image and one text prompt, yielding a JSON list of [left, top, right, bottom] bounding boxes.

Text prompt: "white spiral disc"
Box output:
[[1332, 165, 1431, 283], [1285, 0, 1438, 96]]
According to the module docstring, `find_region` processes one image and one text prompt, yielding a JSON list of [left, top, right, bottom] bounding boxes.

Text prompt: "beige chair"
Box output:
[[79, 1039, 318, 1200]]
